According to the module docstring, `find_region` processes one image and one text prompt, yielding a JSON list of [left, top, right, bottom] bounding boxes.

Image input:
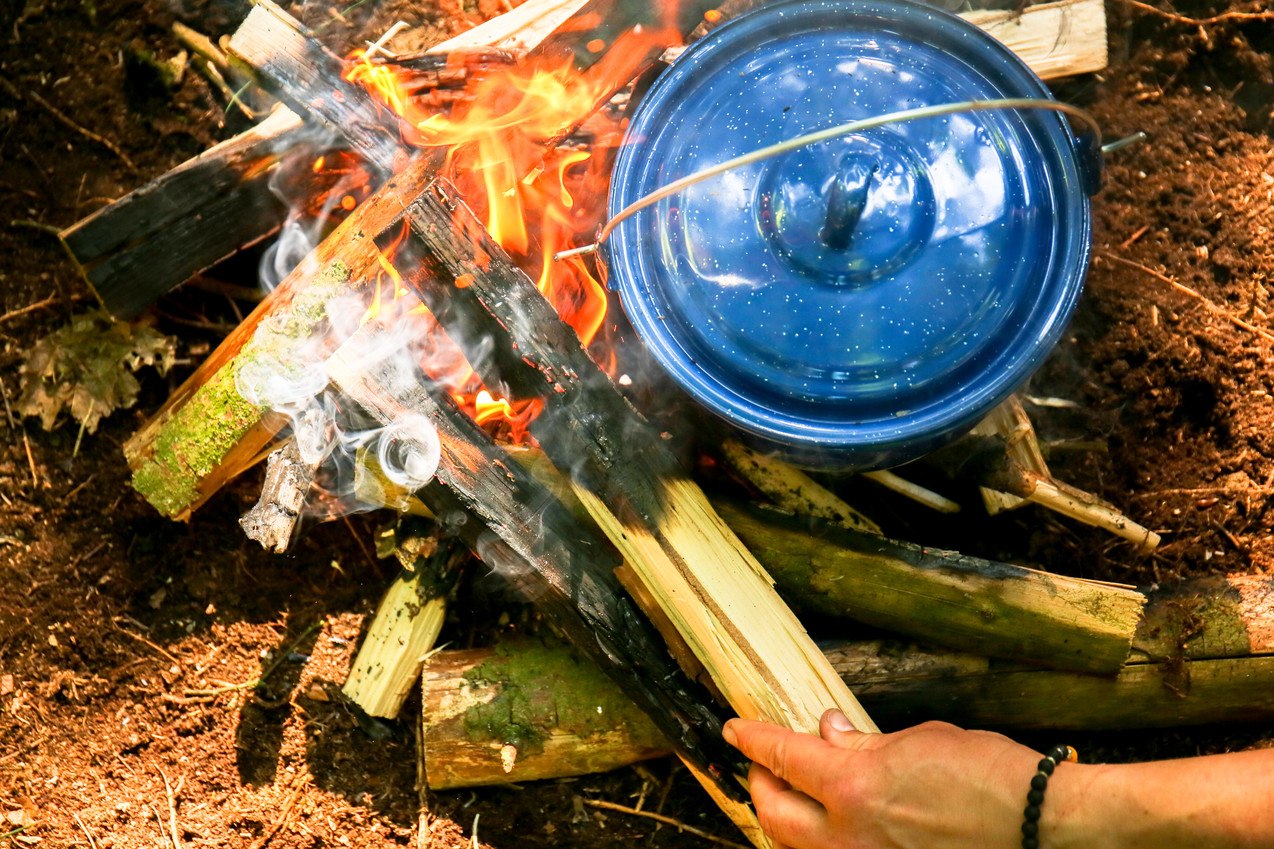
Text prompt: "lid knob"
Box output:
[[820, 154, 875, 251]]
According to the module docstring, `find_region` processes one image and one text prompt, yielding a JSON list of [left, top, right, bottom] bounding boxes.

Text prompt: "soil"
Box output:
[[1, 0, 1273, 847]]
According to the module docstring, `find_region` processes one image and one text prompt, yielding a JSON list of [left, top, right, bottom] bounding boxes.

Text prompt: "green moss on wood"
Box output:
[[461, 638, 659, 753], [131, 261, 356, 517]]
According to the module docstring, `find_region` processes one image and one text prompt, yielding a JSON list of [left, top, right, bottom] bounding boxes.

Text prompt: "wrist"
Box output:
[[1041, 761, 1118, 849]]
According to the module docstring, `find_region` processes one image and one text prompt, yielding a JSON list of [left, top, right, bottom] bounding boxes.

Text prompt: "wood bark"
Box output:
[[420, 570, 1274, 787], [59, 106, 303, 319], [324, 321, 744, 793], [389, 182, 876, 740]]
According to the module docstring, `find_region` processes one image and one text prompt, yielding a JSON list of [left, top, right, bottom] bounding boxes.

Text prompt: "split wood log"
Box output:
[[59, 106, 304, 319], [228, 0, 403, 173], [123, 155, 439, 519], [324, 321, 744, 791], [719, 439, 882, 535], [388, 181, 877, 739], [125, 0, 704, 519], [421, 573, 1274, 787], [504, 445, 1145, 674], [343, 531, 467, 718]]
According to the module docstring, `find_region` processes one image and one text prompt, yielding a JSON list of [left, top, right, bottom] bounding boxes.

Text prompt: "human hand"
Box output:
[[723, 713, 1043, 849]]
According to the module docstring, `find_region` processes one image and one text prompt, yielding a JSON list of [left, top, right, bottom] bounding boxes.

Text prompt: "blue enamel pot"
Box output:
[[603, 0, 1101, 469]]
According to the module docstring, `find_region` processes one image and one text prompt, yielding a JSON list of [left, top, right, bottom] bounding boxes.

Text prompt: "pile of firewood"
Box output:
[[56, 1, 1274, 845]]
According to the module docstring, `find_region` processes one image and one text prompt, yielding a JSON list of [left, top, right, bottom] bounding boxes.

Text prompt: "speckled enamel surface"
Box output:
[[607, 0, 1093, 468]]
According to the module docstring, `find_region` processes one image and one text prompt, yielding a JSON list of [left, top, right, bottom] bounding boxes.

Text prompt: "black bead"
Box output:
[[1022, 836, 1039, 849], [1027, 789, 1045, 806], [1049, 745, 1070, 762], [1037, 758, 1055, 775], [1024, 804, 1041, 821], [1030, 774, 1049, 792], [1021, 820, 1039, 837]]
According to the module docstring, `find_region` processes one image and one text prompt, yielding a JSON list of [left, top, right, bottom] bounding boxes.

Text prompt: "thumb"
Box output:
[[819, 708, 875, 750]]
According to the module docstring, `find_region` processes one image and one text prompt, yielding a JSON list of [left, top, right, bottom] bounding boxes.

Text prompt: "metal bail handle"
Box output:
[[552, 97, 1111, 264]]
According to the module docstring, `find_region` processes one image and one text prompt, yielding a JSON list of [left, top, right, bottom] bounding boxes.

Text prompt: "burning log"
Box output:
[[388, 180, 876, 733], [322, 321, 743, 788], [61, 0, 587, 318]]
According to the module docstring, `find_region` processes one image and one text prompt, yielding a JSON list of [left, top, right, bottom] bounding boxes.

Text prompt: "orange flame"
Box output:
[[343, 31, 654, 439]]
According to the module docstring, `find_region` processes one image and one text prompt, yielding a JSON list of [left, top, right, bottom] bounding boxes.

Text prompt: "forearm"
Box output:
[[1049, 750, 1274, 849]]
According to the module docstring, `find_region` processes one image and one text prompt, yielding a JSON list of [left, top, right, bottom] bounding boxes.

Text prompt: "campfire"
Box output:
[[49, 0, 1274, 845]]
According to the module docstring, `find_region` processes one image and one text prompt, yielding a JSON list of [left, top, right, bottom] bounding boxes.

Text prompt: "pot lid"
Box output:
[[606, 0, 1093, 464]]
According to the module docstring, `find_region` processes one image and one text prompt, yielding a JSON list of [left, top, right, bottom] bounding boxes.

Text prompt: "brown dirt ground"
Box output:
[[1, 0, 1273, 846]]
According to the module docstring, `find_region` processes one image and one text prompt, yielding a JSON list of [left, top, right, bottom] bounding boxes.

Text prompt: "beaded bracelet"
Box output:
[[1021, 744, 1078, 849]]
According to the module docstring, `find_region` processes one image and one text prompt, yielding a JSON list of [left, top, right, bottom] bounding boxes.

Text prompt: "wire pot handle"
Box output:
[[553, 97, 1105, 262]]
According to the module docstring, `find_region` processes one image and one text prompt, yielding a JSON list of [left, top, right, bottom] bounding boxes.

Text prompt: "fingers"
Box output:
[[748, 761, 827, 849], [725, 718, 841, 800]]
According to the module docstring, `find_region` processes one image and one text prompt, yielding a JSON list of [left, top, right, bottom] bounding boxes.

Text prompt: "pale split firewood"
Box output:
[[324, 320, 745, 795], [430, 0, 590, 54], [861, 469, 963, 513], [718, 440, 882, 535], [389, 182, 877, 740], [963, 0, 1108, 80], [497, 446, 1144, 674], [971, 395, 1050, 514], [343, 530, 467, 718]]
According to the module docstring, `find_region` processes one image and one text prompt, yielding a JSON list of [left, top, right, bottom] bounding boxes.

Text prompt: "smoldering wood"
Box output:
[[238, 437, 313, 552], [124, 154, 441, 520], [59, 107, 304, 319], [228, 0, 403, 173], [386, 182, 877, 743], [323, 322, 745, 796]]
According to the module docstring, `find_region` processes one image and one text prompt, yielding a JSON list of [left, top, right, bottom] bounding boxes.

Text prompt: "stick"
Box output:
[[970, 395, 1050, 515], [719, 440, 881, 535], [582, 799, 750, 849], [239, 427, 320, 552], [861, 469, 962, 513], [343, 534, 465, 718]]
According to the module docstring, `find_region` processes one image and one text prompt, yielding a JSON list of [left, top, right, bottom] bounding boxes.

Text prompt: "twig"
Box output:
[[861, 469, 962, 513], [0, 376, 16, 429], [161, 770, 184, 849], [182, 622, 320, 697], [1114, 0, 1274, 25], [581, 799, 750, 849], [22, 431, 38, 488], [1100, 252, 1274, 343], [112, 618, 183, 667], [0, 78, 136, 170], [8, 218, 62, 236], [73, 812, 99, 849], [247, 784, 303, 849], [0, 294, 58, 326]]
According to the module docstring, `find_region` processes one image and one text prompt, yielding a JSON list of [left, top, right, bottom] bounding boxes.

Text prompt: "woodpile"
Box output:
[[56, 0, 1274, 845]]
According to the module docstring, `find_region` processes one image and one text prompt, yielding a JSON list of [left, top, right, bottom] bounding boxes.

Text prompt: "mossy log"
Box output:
[[421, 573, 1274, 787], [718, 501, 1146, 674], [124, 155, 439, 519]]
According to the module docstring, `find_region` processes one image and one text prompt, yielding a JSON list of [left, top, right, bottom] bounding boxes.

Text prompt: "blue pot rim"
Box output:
[[605, 0, 1093, 465]]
